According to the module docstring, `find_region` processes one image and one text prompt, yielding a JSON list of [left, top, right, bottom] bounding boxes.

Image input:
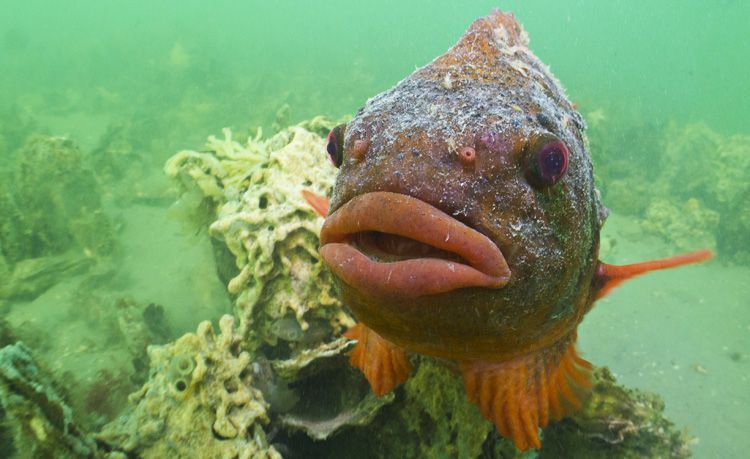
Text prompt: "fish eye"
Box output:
[[326, 124, 347, 167], [526, 136, 569, 188]]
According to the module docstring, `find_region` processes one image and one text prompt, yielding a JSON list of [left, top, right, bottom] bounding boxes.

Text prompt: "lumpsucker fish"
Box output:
[[303, 10, 711, 450]]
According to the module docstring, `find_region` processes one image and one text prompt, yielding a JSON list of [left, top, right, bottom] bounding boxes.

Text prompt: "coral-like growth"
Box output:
[[97, 315, 280, 458], [164, 120, 350, 351], [641, 198, 719, 252], [590, 116, 750, 263], [2, 135, 116, 264], [654, 123, 750, 261]]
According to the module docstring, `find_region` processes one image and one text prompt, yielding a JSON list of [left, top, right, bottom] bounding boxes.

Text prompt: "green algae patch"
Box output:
[[301, 358, 501, 459], [397, 358, 494, 458]]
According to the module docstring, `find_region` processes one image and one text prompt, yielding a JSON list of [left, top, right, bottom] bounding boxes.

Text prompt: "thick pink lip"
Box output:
[[319, 192, 510, 298]]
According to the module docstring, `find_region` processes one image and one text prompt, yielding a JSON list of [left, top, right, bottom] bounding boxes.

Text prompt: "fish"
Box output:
[[303, 10, 711, 451]]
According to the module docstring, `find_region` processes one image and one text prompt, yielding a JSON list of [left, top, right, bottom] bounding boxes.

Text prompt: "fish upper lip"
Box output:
[[319, 191, 511, 298]]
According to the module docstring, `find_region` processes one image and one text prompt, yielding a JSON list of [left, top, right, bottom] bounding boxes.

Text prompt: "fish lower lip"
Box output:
[[319, 192, 510, 298]]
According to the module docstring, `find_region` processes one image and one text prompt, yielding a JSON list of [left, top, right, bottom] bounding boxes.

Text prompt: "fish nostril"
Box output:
[[351, 139, 370, 161], [458, 146, 476, 165]]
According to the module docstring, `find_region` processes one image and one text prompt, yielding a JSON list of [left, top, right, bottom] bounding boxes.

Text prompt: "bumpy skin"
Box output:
[[327, 11, 603, 362]]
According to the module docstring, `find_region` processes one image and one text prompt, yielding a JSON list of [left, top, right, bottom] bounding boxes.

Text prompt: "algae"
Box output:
[[0, 342, 99, 458], [370, 358, 495, 459]]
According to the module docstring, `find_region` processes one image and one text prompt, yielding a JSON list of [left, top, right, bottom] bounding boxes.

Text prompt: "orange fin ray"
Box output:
[[301, 189, 330, 217], [595, 249, 712, 300], [344, 323, 412, 396], [460, 333, 592, 451]]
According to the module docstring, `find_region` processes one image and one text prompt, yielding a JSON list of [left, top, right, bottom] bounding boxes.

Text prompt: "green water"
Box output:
[[1, 1, 748, 457]]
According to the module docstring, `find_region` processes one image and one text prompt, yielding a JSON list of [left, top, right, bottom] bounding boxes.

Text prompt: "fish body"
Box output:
[[307, 10, 710, 450]]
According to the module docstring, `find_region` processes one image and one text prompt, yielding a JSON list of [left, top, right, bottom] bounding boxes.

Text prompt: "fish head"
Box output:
[[320, 10, 604, 360]]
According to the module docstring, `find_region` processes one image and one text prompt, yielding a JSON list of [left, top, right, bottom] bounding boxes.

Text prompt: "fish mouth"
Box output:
[[319, 192, 510, 298]]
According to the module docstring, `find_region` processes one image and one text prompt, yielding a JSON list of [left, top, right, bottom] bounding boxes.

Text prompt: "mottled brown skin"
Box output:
[[327, 11, 602, 362]]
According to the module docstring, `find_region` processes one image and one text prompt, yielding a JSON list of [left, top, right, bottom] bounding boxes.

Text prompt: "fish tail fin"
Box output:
[[595, 249, 713, 300], [301, 189, 330, 217], [460, 333, 592, 451], [345, 323, 413, 396]]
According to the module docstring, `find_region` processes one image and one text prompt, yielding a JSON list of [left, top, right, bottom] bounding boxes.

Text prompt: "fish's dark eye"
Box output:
[[326, 124, 346, 167], [526, 137, 569, 188]]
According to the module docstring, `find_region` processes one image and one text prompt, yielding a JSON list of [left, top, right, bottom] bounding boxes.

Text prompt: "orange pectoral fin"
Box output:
[[460, 333, 592, 451], [345, 323, 412, 396], [301, 189, 330, 218], [594, 249, 713, 300]]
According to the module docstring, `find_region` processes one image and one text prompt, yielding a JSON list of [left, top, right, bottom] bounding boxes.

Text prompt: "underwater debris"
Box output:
[[280, 389, 392, 442], [0, 342, 99, 458], [164, 120, 348, 352], [97, 315, 281, 458], [255, 336, 388, 437]]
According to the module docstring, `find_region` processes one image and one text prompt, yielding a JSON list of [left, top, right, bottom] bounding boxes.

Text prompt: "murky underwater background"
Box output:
[[1, 0, 748, 457]]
